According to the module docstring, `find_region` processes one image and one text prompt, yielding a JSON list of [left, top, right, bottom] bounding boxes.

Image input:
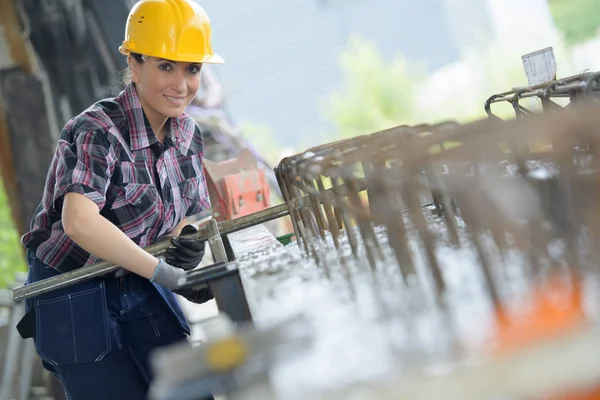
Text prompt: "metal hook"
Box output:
[[510, 88, 534, 119], [484, 94, 504, 119]]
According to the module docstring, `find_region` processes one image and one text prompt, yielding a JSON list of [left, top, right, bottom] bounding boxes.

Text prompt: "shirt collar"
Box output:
[[118, 83, 194, 155]]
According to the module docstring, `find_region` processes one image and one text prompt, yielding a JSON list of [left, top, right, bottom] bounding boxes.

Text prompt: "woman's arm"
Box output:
[[166, 217, 190, 238], [62, 192, 160, 279], [52, 129, 184, 289]]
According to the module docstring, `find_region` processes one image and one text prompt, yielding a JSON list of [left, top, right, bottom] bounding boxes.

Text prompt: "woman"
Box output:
[[19, 0, 223, 398]]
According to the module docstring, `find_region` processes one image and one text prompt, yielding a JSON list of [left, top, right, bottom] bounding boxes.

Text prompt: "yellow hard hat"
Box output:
[[119, 0, 224, 64]]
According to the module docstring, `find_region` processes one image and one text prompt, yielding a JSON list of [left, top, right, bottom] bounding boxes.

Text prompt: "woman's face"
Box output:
[[129, 55, 202, 121]]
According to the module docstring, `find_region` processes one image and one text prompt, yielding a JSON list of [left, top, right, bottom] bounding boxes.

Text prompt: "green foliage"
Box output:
[[0, 178, 27, 288], [238, 121, 283, 167], [549, 0, 600, 45], [321, 35, 577, 140], [320, 35, 427, 139]]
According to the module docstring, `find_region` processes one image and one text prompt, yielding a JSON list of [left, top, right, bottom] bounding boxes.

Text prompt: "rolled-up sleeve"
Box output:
[[53, 130, 117, 211]]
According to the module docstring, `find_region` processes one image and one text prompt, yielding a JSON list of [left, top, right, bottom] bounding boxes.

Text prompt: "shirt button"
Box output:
[[171, 137, 176, 142]]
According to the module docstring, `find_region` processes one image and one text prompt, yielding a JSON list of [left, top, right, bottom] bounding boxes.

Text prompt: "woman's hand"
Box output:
[[164, 224, 206, 270]]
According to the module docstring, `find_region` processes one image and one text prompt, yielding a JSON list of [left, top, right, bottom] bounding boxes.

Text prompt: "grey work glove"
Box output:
[[150, 259, 186, 290], [150, 259, 214, 305]]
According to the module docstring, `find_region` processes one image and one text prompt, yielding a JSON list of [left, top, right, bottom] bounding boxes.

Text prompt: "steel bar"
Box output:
[[492, 88, 576, 104], [12, 203, 290, 302], [207, 219, 229, 263], [485, 72, 592, 103], [483, 72, 600, 120]]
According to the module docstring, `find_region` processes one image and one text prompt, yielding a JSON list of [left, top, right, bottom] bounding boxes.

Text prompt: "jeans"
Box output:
[[24, 250, 213, 400]]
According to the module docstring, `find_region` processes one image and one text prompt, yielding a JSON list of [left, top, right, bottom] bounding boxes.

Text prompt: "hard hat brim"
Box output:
[[119, 45, 224, 64], [202, 53, 225, 64]]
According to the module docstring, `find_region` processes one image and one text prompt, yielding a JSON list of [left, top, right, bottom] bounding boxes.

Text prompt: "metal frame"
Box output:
[[484, 72, 600, 119], [12, 204, 290, 302]]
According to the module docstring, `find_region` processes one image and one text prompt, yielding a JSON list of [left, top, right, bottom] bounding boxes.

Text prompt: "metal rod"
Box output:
[[12, 203, 291, 302], [207, 219, 228, 263], [487, 72, 591, 101]]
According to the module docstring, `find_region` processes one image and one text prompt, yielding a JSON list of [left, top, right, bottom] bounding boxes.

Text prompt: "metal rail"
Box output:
[[12, 203, 290, 302]]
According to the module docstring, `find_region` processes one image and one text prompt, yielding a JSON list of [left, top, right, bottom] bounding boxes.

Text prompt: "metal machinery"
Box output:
[[185, 107, 277, 224], [7, 72, 600, 399]]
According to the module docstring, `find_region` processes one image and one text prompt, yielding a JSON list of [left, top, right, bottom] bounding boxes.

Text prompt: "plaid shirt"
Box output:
[[21, 83, 210, 272]]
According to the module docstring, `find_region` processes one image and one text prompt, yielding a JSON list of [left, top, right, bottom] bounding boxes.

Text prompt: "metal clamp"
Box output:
[[179, 262, 253, 324]]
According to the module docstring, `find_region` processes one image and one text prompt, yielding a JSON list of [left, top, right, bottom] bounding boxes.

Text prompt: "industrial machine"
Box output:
[[185, 106, 279, 224]]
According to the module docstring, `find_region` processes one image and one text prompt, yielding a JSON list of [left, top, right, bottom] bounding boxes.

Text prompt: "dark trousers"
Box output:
[[45, 274, 187, 399], [25, 251, 213, 400]]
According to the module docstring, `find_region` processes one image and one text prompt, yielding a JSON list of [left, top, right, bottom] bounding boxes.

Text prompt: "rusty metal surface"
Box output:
[[281, 85, 598, 261], [484, 71, 600, 119], [275, 88, 600, 322], [265, 96, 600, 398]]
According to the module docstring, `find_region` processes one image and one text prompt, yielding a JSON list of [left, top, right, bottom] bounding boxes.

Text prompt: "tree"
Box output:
[[237, 121, 282, 167], [321, 35, 578, 141], [320, 35, 426, 139], [549, 0, 600, 45], [0, 178, 26, 288]]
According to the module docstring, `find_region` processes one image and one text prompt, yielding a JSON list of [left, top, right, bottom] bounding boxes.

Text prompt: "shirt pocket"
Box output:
[[113, 183, 157, 208], [178, 177, 201, 217], [110, 183, 159, 235], [34, 281, 111, 366]]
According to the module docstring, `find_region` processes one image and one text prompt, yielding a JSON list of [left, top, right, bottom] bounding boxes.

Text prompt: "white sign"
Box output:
[[521, 46, 557, 86]]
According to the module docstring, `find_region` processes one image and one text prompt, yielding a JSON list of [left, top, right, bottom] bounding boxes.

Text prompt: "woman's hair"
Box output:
[[119, 53, 147, 86]]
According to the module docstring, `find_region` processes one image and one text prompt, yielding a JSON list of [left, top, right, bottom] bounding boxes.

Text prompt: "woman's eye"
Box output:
[[159, 63, 172, 71], [187, 65, 200, 74]]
